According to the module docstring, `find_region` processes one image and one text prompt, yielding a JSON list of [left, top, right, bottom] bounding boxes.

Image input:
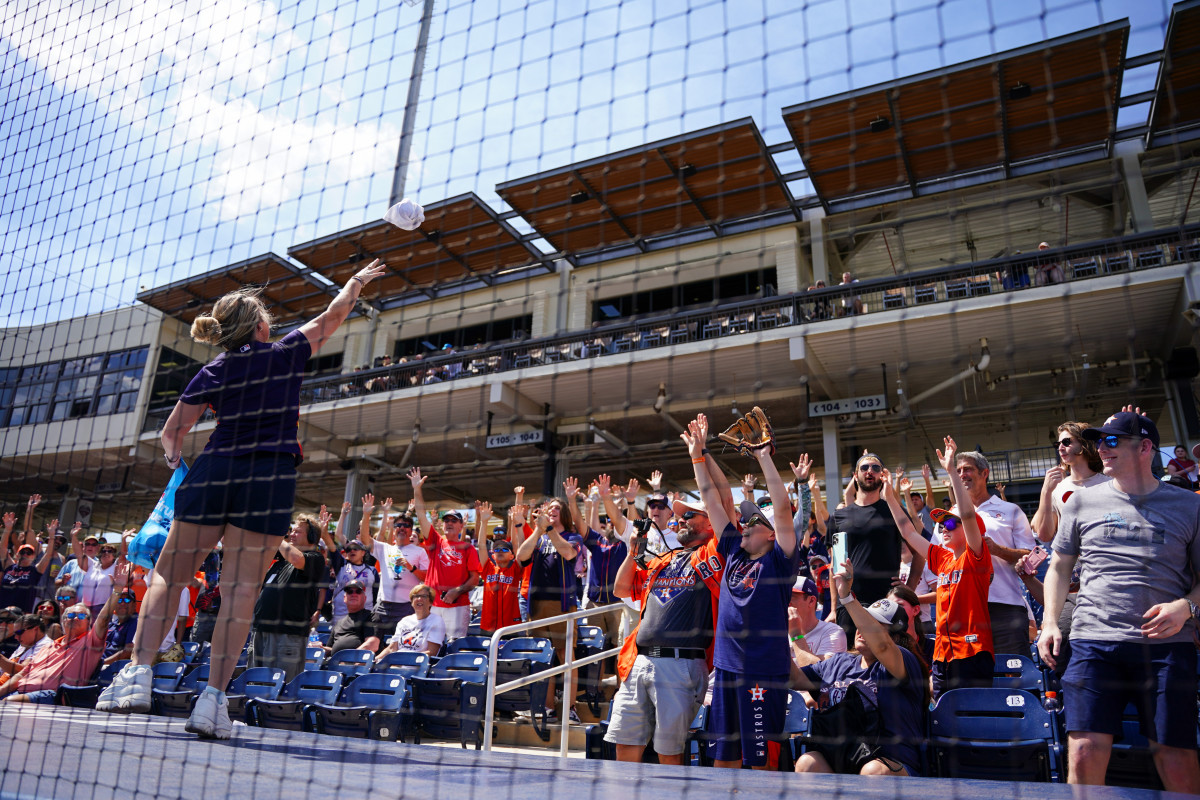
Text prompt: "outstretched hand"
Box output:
[[790, 453, 812, 482], [407, 467, 426, 489], [936, 436, 958, 472]]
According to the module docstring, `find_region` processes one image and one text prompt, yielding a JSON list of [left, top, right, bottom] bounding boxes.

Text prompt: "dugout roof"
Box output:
[[136, 253, 334, 326], [495, 119, 796, 260], [1148, 0, 1200, 147], [286, 193, 553, 301], [782, 20, 1129, 211]]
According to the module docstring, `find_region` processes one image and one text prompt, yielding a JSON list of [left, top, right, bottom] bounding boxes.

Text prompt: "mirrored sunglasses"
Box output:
[[63, 612, 89, 621], [343, 587, 365, 595], [937, 517, 961, 532], [681, 510, 707, 520], [739, 514, 772, 530], [858, 463, 883, 473]]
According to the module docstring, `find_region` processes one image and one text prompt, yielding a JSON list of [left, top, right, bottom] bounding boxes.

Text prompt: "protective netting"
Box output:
[[1, 0, 1198, 796]]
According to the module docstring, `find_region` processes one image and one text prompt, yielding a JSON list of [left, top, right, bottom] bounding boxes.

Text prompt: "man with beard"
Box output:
[[606, 445, 726, 765], [829, 453, 926, 640]]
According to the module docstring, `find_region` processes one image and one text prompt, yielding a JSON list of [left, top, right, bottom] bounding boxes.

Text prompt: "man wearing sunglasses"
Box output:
[[325, 580, 382, 655], [0, 591, 112, 703], [1039, 410, 1200, 792], [0, 615, 50, 683], [829, 453, 926, 640], [102, 589, 139, 665]]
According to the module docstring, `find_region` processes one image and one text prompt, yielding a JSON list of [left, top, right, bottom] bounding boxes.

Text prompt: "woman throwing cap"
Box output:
[[96, 258, 387, 739]]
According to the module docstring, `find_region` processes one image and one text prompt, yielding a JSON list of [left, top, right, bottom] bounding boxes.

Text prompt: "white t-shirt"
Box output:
[[802, 618, 848, 657], [13, 634, 53, 664], [78, 561, 116, 606], [975, 495, 1038, 607], [372, 541, 429, 605], [389, 613, 446, 653]]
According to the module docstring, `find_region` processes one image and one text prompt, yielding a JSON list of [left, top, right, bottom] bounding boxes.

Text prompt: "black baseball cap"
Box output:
[[1084, 411, 1160, 448], [344, 540, 367, 552]]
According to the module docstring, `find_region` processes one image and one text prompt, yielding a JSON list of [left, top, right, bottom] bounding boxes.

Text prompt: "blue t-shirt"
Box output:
[[521, 530, 584, 613], [802, 648, 926, 774], [714, 522, 801, 675], [179, 328, 312, 459], [582, 529, 627, 605], [104, 614, 138, 659]]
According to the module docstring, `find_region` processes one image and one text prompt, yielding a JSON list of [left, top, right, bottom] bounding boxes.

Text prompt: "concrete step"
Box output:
[[492, 717, 588, 749]]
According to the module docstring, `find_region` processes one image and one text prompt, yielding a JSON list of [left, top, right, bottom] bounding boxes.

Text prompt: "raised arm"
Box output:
[[0, 512, 13, 569], [809, 474, 827, 535], [702, 454, 738, 524], [938, 437, 982, 555], [562, 477, 586, 537], [585, 489, 600, 534], [920, 464, 935, 514], [333, 501, 351, 547], [789, 455, 815, 546], [598, 475, 632, 540], [1030, 465, 1064, 543], [21, 495, 39, 544], [474, 501, 493, 567], [685, 414, 732, 534], [358, 494, 376, 548], [835, 558, 907, 680], [757, 447, 795, 557], [408, 468, 430, 540], [297, 259, 387, 353], [881, 473, 930, 559]]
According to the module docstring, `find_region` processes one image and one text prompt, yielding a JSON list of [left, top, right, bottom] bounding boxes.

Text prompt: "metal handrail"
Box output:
[[481, 601, 628, 757]]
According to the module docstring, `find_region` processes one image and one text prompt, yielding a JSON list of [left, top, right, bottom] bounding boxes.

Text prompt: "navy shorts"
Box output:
[[1062, 639, 1198, 748], [175, 452, 297, 536], [708, 668, 789, 766], [931, 650, 994, 700]]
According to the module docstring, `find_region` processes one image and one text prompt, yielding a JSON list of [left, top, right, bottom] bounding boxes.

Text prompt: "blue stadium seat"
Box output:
[[55, 659, 129, 708], [495, 637, 555, 742], [151, 661, 187, 693], [225, 666, 287, 721], [574, 625, 606, 717], [443, 635, 491, 656], [179, 641, 202, 664], [684, 704, 714, 767], [780, 690, 813, 770], [992, 653, 1045, 697], [152, 664, 210, 718], [325, 649, 374, 683], [246, 670, 343, 731], [375, 650, 430, 679], [304, 646, 326, 671], [928, 687, 1062, 782], [410, 652, 488, 749], [303, 672, 409, 741]]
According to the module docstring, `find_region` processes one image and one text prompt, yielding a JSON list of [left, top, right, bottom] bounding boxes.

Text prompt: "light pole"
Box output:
[[390, 0, 436, 206]]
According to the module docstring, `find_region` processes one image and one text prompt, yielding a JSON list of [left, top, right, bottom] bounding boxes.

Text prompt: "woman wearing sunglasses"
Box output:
[[0, 614, 51, 685], [34, 600, 62, 641], [95, 258, 387, 739]]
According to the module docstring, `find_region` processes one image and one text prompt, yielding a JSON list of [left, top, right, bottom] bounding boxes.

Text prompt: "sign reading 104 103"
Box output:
[[808, 395, 888, 417], [486, 430, 545, 449]]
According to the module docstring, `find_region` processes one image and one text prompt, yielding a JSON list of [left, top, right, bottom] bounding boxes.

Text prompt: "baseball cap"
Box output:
[[343, 579, 367, 591], [645, 492, 669, 507], [344, 540, 367, 552], [83, 535, 100, 544], [737, 499, 775, 530], [865, 598, 909, 633], [1084, 411, 1160, 448], [671, 498, 707, 518], [17, 544, 35, 554], [791, 576, 819, 596], [490, 526, 507, 539], [441, 510, 464, 522]]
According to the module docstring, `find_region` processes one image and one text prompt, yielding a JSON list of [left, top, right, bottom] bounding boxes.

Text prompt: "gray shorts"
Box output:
[[249, 630, 307, 682], [604, 653, 707, 755]]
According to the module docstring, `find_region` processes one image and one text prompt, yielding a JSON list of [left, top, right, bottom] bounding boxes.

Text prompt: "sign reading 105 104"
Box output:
[[486, 430, 545, 449], [808, 395, 888, 417]]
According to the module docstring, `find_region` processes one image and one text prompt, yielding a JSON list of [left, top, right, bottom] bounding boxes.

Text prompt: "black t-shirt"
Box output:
[[253, 550, 326, 635], [829, 499, 903, 606], [328, 608, 381, 654], [636, 549, 714, 651], [0, 564, 43, 613]]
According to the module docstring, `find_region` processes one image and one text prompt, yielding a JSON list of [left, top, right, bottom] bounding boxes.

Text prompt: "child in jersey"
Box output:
[[881, 437, 993, 700], [475, 501, 525, 637]]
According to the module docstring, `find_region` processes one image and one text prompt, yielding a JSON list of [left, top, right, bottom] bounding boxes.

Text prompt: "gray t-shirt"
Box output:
[[635, 549, 713, 651], [1052, 481, 1200, 643]]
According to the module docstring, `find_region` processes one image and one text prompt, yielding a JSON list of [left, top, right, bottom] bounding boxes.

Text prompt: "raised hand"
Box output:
[[898, 475, 913, 494], [596, 474, 612, 497], [623, 478, 639, 502], [936, 436, 958, 472], [475, 501, 493, 521], [353, 258, 387, 287], [694, 413, 709, 443], [563, 476, 579, 498], [317, 505, 331, 530], [381, 497, 394, 513], [648, 470, 663, 491], [790, 454, 812, 482], [407, 467, 426, 489], [27, 494, 41, 509], [361, 493, 375, 515], [512, 504, 529, 526], [514, 485, 526, 501], [681, 418, 704, 459], [742, 474, 756, 496], [831, 558, 855, 599], [880, 469, 896, 499], [341, 501, 352, 515], [921, 464, 933, 484], [1, 512, 14, 529]]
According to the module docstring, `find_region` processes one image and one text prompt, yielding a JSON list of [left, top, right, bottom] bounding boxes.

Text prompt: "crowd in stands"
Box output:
[[1, 405, 1198, 790]]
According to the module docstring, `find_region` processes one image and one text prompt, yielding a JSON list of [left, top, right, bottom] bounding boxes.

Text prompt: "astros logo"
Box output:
[[748, 684, 765, 701]]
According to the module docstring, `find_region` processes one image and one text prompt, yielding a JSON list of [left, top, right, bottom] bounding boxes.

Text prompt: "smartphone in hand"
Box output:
[[831, 531, 848, 575]]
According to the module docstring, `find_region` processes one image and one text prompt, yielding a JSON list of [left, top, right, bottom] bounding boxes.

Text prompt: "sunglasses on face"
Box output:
[[63, 612, 88, 621], [38, 605, 54, 613], [858, 463, 883, 473], [681, 511, 707, 521], [412, 594, 433, 602], [117, 597, 134, 604], [343, 588, 365, 595], [1057, 438, 1076, 448], [12, 629, 25, 636], [55, 596, 73, 602], [647, 501, 669, 510], [1097, 434, 1137, 448], [99, 549, 116, 555], [84, 542, 99, 547], [937, 517, 961, 531], [740, 514, 772, 530], [492, 547, 513, 556]]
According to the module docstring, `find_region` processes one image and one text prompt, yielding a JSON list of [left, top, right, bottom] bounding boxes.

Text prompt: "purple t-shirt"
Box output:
[[582, 528, 627, 604], [520, 530, 584, 613], [179, 329, 311, 459]]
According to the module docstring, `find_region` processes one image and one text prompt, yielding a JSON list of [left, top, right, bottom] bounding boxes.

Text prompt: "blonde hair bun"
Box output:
[[190, 313, 223, 345]]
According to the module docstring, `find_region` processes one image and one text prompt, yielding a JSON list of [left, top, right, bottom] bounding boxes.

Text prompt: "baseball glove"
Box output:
[[718, 405, 775, 457]]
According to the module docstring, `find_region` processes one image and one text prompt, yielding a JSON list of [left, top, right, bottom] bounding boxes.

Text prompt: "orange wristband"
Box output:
[[692, 457, 706, 464]]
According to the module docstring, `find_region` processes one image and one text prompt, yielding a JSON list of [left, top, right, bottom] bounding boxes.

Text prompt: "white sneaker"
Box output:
[[95, 664, 152, 714], [185, 686, 232, 740]]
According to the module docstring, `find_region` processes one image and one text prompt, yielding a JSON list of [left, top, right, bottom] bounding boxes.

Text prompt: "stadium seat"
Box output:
[[223, 667, 286, 722], [779, 690, 813, 771], [246, 669, 343, 731], [410, 652, 488, 749], [178, 641, 202, 664], [56, 659, 129, 708], [152, 664, 209, 718], [443, 635, 491, 656], [574, 625, 606, 716], [304, 645, 326, 671], [494, 637, 555, 742], [992, 653, 1045, 697], [684, 704, 714, 767], [304, 672, 409, 741], [928, 687, 1062, 782], [375, 650, 430, 679], [151, 661, 187, 693], [325, 649, 374, 683]]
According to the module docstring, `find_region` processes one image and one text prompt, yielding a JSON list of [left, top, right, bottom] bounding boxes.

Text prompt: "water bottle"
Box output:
[[308, 628, 320, 645], [1042, 690, 1060, 712]]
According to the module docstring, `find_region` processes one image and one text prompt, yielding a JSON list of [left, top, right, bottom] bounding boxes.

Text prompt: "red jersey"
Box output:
[[615, 537, 725, 682], [481, 560, 525, 633], [421, 527, 483, 609], [926, 541, 993, 663]]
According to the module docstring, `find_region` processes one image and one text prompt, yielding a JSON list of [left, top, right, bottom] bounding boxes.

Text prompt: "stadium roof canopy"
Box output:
[[136, 253, 335, 326], [496, 119, 797, 263], [781, 20, 1130, 212], [286, 193, 554, 304], [1148, 0, 1200, 148]]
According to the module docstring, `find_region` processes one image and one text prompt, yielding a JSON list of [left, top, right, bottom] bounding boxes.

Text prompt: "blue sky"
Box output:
[[0, 0, 1173, 326]]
